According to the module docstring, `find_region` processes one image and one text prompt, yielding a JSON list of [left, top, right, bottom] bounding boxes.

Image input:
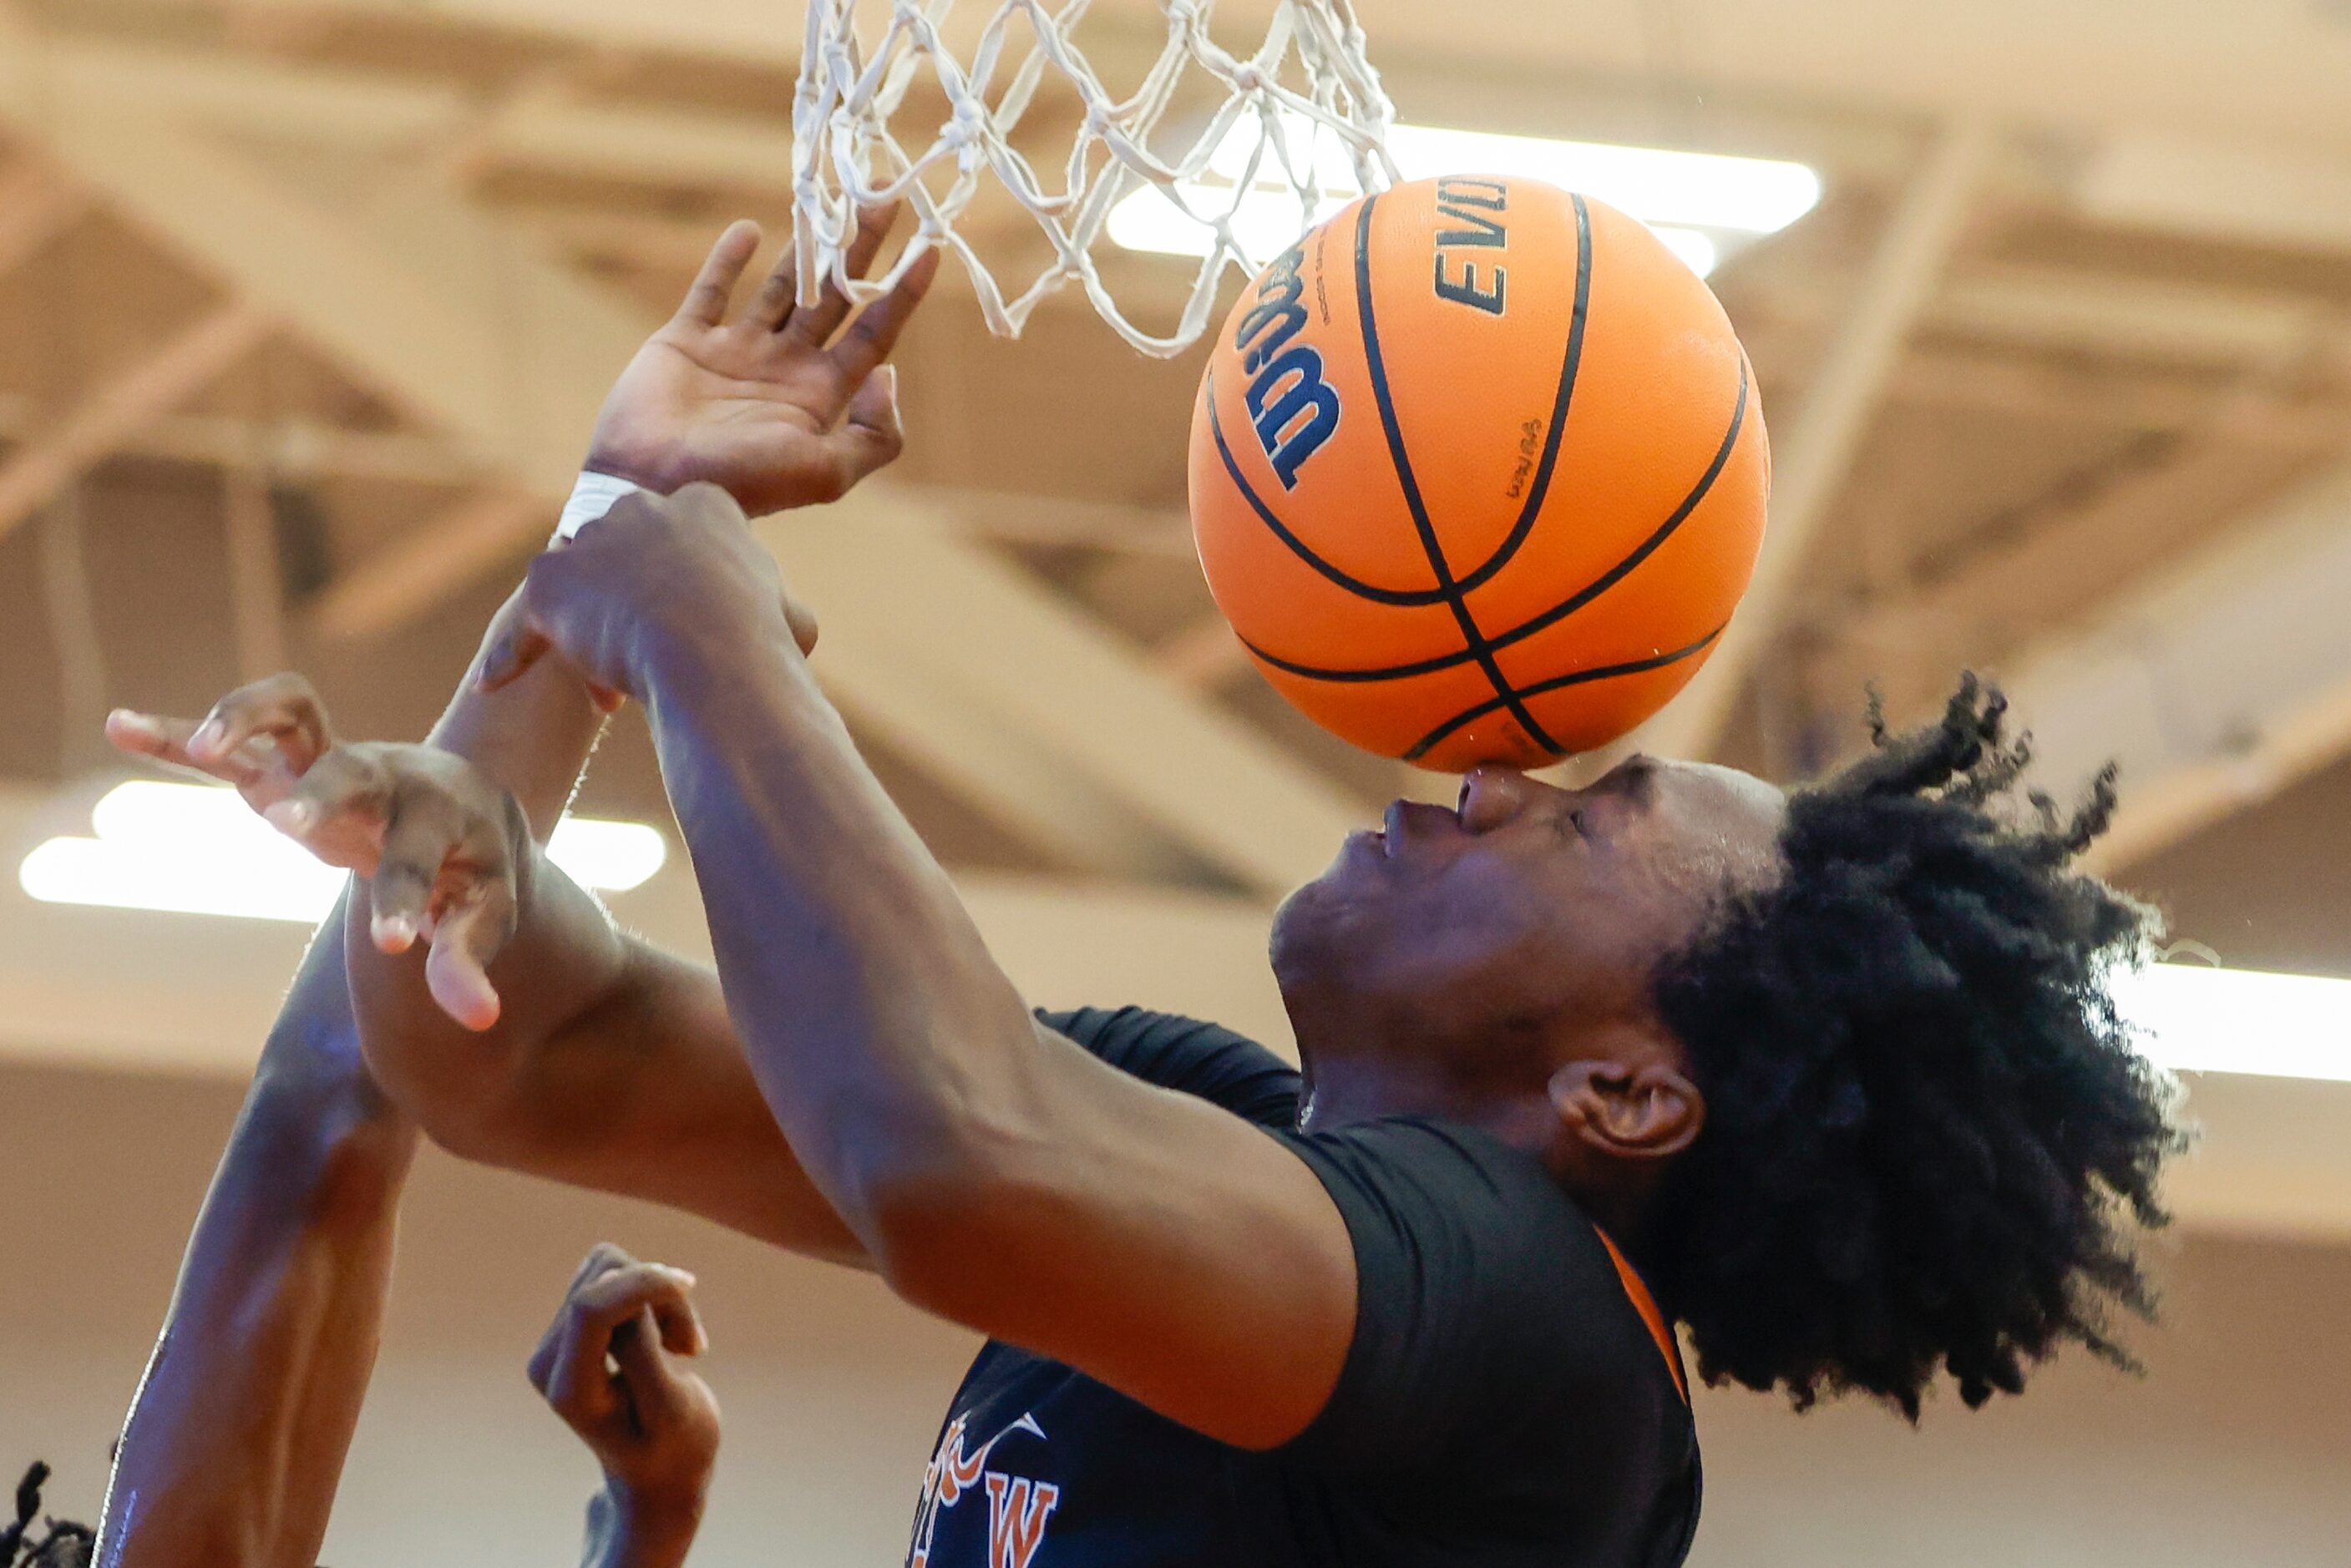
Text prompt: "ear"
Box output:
[[1548, 1058, 1705, 1161]]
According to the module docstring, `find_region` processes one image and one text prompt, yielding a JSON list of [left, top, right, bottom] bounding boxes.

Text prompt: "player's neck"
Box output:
[[1298, 1028, 1669, 1251]]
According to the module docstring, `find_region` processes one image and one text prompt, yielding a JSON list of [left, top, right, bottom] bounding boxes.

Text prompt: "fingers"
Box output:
[[530, 1244, 635, 1396], [780, 204, 895, 346], [360, 769, 521, 1029], [367, 784, 475, 948], [105, 709, 264, 788], [609, 1306, 716, 1435], [819, 365, 906, 500], [185, 672, 334, 775], [741, 234, 803, 334], [260, 746, 395, 871], [542, 1261, 703, 1430], [827, 244, 941, 389], [675, 220, 763, 328], [424, 872, 518, 1033], [105, 671, 333, 789], [574, 1260, 703, 1358], [478, 594, 623, 709], [477, 616, 555, 695]]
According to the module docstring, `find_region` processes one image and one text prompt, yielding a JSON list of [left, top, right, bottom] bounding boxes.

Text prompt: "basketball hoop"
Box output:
[[793, 0, 1396, 357]]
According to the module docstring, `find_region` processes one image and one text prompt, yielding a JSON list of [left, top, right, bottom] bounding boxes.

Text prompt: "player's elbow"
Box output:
[[240, 1059, 415, 1230], [342, 1014, 519, 1167], [854, 1115, 1058, 1327], [340, 967, 542, 1168]]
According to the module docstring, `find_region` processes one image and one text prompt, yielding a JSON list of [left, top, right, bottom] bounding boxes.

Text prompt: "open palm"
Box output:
[[585, 212, 941, 518]]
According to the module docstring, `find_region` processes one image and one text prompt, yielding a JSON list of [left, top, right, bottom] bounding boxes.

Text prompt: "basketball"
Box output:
[[1188, 174, 1771, 771]]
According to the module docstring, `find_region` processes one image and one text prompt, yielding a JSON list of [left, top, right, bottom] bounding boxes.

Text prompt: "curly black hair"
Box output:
[[1644, 675, 2187, 1419], [4, 1464, 92, 1568]]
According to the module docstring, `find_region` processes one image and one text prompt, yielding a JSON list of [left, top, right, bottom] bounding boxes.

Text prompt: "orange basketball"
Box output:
[[1187, 174, 1771, 771]]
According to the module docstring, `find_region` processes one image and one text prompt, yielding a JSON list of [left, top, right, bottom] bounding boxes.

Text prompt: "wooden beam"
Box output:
[[1833, 374, 2351, 678], [0, 79, 1365, 888], [2077, 130, 2351, 255], [1637, 119, 1994, 760], [1934, 265, 2329, 370], [0, 395, 484, 488], [0, 159, 84, 277], [17, 27, 787, 189], [1157, 615, 1249, 691], [222, 461, 290, 680], [2006, 458, 2351, 873], [1886, 352, 2351, 451], [765, 498, 1366, 897], [0, 303, 271, 544], [307, 489, 548, 640], [950, 490, 1195, 559]]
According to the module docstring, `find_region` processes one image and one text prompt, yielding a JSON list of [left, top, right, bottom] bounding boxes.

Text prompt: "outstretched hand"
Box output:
[[587, 207, 942, 517], [106, 673, 529, 1032]]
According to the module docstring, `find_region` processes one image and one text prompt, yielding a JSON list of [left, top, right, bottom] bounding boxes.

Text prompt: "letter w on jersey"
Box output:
[[985, 1474, 1061, 1568], [909, 1413, 1051, 1568]]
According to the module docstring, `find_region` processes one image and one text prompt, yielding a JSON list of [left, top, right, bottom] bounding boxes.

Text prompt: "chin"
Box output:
[[1267, 878, 1325, 988], [1269, 867, 1382, 999]]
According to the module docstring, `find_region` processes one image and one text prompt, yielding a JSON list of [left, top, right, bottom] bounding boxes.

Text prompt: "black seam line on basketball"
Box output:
[[1354, 194, 1563, 755], [1399, 626, 1726, 762], [1205, 376, 1455, 608], [1242, 356, 1751, 685], [1448, 192, 1594, 597], [1203, 195, 1589, 613]]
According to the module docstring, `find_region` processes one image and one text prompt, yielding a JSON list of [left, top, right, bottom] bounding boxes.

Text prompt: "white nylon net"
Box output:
[[793, 0, 1396, 357]]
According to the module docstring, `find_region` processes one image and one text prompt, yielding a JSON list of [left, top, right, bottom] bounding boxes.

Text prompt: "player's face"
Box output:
[[1270, 758, 1786, 1076]]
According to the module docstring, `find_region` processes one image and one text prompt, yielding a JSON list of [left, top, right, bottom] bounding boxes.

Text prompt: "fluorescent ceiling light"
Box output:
[[2114, 963, 2351, 1083], [20, 780, 666, 925], [25, 787, 2343, 1083], [1107, 117, 1817, 276]]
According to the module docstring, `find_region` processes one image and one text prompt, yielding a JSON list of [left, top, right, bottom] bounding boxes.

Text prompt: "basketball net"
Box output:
[[793, 0, 1396, 357]]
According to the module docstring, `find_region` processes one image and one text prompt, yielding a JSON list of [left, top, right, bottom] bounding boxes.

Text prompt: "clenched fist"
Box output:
[[479, 483, 816, 703], [532, 1244, 722, 1568]]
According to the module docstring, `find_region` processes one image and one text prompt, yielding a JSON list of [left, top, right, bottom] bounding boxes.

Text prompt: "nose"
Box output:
[[1455, 764, 1564, 833]]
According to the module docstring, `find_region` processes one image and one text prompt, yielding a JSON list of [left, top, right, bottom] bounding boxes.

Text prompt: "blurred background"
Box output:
[[3, 1, 2350, 1563]]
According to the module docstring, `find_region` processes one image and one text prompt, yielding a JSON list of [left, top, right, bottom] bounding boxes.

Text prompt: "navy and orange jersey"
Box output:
[[904, 1006, 1700, 1568]]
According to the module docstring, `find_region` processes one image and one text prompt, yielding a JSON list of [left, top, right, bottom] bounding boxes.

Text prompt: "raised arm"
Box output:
[[94, 938, 415, 1568], [109, 216, 938, 1262], [94, 973, 722, 1568], [481, 488, 1361, 1449]]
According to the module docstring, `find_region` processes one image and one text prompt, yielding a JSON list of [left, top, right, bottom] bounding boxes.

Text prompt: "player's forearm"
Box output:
[[638, 615, 1041, 1249], [99, 964, 416, 1568], [342, 611, 631, 1144], [427, 624, 609, 836]]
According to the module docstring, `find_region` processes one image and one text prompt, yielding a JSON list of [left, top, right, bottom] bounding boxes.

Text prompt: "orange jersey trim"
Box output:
[[1594, 1228, 1690, 1404]]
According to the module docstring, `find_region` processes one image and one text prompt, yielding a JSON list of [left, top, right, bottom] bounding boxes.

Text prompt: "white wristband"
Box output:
[[554, 471, 646, 542]]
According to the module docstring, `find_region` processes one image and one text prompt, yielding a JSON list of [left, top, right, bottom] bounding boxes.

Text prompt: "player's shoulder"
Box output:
[[1286, 1115, 1686, 1393], [1036, 1004, 1300, 1125]]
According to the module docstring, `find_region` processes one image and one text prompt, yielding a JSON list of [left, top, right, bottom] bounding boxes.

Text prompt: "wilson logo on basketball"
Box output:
[[1233, 243, 1340, 488], [1190, 176, 1771, 771]]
